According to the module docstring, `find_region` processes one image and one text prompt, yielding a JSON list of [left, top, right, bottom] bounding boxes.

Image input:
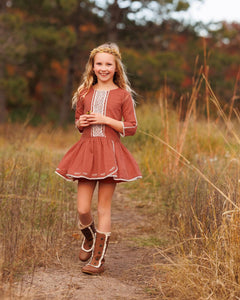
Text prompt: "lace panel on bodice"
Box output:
[[91, 90, 109, 137]]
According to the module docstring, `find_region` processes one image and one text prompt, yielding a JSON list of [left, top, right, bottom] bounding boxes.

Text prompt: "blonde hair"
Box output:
[[72, 42, 134, 107]]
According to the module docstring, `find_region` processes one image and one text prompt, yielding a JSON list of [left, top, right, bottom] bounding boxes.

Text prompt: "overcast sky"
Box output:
[[182, 0, 240, 23]]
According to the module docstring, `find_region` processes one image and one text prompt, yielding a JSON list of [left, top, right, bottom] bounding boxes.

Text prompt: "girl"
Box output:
[[55, 42, 142, 275]]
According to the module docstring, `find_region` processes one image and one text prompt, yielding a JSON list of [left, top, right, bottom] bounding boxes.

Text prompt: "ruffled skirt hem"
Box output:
[[55, 170, 142, 183], [55, 137, 142, 183]]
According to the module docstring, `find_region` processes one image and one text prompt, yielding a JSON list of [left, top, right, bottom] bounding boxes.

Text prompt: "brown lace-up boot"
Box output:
[[78, 221, 96, 262], [82, 230, 111, 275]]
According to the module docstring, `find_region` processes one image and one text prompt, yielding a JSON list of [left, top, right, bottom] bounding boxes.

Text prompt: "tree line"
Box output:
[[0, 0, 239, 125]]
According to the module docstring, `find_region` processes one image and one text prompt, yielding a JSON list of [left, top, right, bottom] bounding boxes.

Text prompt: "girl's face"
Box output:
[[93, 52, 116, 85]]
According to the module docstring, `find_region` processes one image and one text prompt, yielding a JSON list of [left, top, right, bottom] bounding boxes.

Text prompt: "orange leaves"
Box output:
[[79, 24, 98, 33], [181, 76, 192, 88], [6, 64, 16, 76], [72, 233, 81, 240], [50, 60, 68, 83], [26, 70, 34, 78]]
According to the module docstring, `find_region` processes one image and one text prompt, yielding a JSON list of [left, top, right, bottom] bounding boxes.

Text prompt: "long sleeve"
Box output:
[[121, 93, 137, 137], [75, 97, 84, 133]]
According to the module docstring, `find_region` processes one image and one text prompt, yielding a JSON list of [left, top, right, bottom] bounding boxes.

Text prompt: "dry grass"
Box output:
[[0, 75, 240, 299], [131, 76, 240, 299], [0, 123, 79, 282]]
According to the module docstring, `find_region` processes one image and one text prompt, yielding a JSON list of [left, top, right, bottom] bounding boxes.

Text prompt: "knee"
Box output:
[[77, 208, 91, 219], [78, 210, 92, 227]]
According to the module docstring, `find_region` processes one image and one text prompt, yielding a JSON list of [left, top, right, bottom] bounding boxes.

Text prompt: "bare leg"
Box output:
[[97, 179, 116, 232], [77, 180, 97, 226]]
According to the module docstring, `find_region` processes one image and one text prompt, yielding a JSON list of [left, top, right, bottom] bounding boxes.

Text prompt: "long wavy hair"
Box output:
[[72, 42, 134, 107]]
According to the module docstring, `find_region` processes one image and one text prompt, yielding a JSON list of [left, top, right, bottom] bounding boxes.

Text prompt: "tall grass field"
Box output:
[[0, 78, 240, 299]]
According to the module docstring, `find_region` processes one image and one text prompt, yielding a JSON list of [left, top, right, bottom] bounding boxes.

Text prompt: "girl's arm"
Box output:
[[75, 97, 91, 132], [86, 93, 137, 136], [86, 114, 123, 134], [120, 93, 137, 137]]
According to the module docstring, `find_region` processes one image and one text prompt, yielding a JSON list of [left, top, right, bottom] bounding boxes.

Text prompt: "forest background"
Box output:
[[0, 0, 239, 125], [1, 1, 240, 298]]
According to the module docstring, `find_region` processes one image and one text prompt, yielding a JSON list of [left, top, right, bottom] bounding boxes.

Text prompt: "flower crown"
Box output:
[[90, 47, 121, 60]]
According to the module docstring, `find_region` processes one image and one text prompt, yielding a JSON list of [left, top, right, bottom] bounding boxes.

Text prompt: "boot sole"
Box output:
[[81, 267, 104, 275], [82, 270, 103, 275]]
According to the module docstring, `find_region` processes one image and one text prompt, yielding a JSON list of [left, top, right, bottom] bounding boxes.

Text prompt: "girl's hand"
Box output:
[[86, 112, 107, 125], [76, 114, 90, 128], [83, 112, 123, 134]]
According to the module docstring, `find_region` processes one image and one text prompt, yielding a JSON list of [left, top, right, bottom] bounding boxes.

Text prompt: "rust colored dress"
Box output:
[[55, 87, 142, 182]]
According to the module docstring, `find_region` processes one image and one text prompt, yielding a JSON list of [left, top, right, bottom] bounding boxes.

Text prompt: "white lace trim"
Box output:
[[91, 90, 109, 137]]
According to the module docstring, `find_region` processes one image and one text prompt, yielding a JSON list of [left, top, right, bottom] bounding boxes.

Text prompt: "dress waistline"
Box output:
[[80, 134, 120, 142]]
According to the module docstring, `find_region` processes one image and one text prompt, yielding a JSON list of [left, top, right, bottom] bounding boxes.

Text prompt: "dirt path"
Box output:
[[2, 187, 161, 299]]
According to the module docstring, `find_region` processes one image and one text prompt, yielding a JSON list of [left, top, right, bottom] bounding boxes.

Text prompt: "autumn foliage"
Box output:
[[0, 0, 240, 124]]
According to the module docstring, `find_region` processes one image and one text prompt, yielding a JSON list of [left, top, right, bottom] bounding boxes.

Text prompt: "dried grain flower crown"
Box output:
[[90, 47, 121, 59]]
